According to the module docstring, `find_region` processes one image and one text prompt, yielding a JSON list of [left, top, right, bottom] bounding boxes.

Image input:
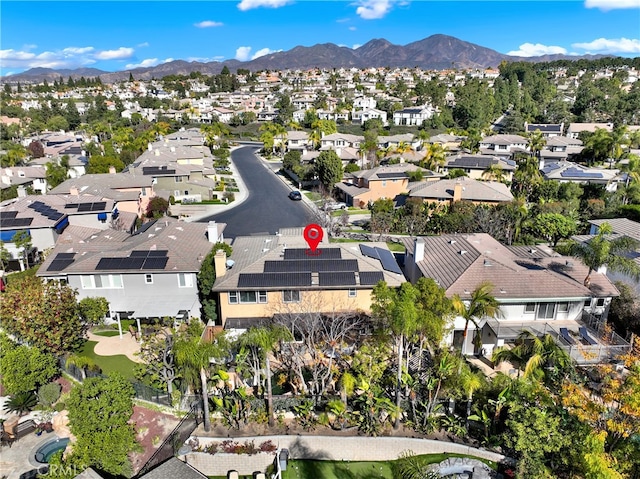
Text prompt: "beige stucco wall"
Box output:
[[219, 289, 372, 325]]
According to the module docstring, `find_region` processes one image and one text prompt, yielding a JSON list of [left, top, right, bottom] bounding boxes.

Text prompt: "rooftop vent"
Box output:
[[484, 259, 492, 266], [449, 239, 456, 244], [459, 250, 467, 255]]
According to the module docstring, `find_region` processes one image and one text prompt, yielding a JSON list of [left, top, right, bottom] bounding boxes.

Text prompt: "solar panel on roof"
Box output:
[[55, 252, 75, 260], [264, 259, 358, 273], [238, 272, 311, 288], [359, 271, 385, 285], [96, 257, 123, 270], [283, 248, 341, 260], [121, 257, 145, 269], [47, 259, 74, 272], [319, 272, 356, 286], [359, 244, 379, 259], [130, 250, 150, 257], [377, 172, 408, 179], [147, 250, 168, 257], [3, 217, 34, 227], [64, 204, 78, 209], [142, 257, 168, 270], [90, 202, 107, 211], [0, 211, 18, 220], [77, 203, 92, 212], [46, 212, 64, 221], [375, 247, 403, 275]]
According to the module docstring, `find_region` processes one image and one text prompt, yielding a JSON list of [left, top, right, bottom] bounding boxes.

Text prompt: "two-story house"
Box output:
[[442, 155, 516, 182], [408, 177, 514, 207], [479, 134, 528, 160], [540, 161, 620, 192], [392, 106, 435, 126], [402, 234, 621, 361], [539, 136, 583, 163], [335, 164, 438, 208], [211, 229, 405, 329], [37, 219, 225, 326], [524, 123, 564, 138]]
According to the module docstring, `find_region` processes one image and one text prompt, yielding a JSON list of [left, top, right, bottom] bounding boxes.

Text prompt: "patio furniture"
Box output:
[[579, 326, 597, 345], [559, 327, 576, 345], [129, 325, 139, 341]]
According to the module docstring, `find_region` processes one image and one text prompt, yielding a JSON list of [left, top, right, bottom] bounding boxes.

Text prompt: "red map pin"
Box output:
[[303, 224, 323, 255]]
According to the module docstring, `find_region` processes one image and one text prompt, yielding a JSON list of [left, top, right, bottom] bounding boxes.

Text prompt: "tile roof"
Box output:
[[214, 233, 404, 291], [403, 233, 618, 300], [37, 217, 220, 276], [588, 218, 640, 241], [409, 177, 513, 202], [445, 155, 516, 171]]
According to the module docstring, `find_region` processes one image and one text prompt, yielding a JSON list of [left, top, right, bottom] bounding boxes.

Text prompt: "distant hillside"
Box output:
[[2, 34, 610, 83]]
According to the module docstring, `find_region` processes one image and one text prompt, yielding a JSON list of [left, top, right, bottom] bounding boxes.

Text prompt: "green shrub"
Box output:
[[3, 391, 37, 416], [38, 382, 62, 407], [54, 401, 67, 412]]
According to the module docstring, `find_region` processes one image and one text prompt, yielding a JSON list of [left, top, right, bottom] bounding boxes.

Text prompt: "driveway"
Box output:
[[198, 146, 313, 237]]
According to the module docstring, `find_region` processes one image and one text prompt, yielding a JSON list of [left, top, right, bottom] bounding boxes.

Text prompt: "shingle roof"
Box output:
[[408, 177, 513, 203], [138, 457, 207, 479], [588, 218, 640, 241], [445, 155, 516, 171]]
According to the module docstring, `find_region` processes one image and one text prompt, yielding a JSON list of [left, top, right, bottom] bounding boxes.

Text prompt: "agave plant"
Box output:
[[3, 391, 37, 416]]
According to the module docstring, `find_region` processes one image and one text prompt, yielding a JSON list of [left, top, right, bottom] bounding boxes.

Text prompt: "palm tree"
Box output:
[[452, 282, 501, 357], [570, 222, 640, 287], [527, 129, 546, 159], [493, 330, 572, 380], [421, 143, 447, 172], [237, 325, 292, 426], [482, 163, 506, 182], [174, 325, 228, 432]]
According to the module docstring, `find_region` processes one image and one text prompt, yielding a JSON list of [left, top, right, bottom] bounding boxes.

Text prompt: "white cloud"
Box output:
[[62, 47, 94, 55], [237, 0, 292, 11], [137, 42, 150, 48], [584, 0, 640, 10], [507, 43, 568, 57], [194, 20, 223, 28], [0, 47, 97, 69], [251, 47, 281, 59], [94, 47, 134, 60], [125, 58, 173, 69], [235, 46, 252, 61], [572, 37, 640, 54], [352, 44, 362, 49], [354, 0, 393, 19], [349, 26, 357, 31], [187, 56, 221, 62]]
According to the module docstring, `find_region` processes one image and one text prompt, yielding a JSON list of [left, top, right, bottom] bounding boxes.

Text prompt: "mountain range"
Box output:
[[3, 34, 607, 84]]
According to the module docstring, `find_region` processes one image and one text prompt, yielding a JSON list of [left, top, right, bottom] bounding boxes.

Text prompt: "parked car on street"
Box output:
[[288, 190, 302, 201]]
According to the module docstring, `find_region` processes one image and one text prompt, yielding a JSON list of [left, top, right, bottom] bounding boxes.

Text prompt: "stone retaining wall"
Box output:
[[183, 435, 508, 476]]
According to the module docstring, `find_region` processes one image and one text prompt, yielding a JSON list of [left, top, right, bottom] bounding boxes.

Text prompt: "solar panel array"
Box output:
[[1, 217, 33, 227], [0, 211, 18, 220], [28, 201, 65, 221], [359, 271, 385, 285], [77, 202, 107, 212], [264, 259, 358, 273], [359, 244, 403, 275], [238, 272, 312, 288], [319, 272, 357, 286], [561, 168, 603, 179], [96, 250, 169, 271], [142, 166, 176, 176], [377, 172, 408, 179], [47, 252, 76, 272], [283, 248, 342, 260], [449, 157, 496, 168]]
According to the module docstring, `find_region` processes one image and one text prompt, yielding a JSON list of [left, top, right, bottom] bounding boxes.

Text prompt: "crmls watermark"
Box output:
[[36, 464, 88, 476]]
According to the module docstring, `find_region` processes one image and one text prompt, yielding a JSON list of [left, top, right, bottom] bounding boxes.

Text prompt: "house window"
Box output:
[[283, 290, 300, 303], [178, 273, 193, 288], [558, 302, 569, 313], [524, 303, 535, 314], [584, 299, 592, 308], [175, 176, 183, 183], [145, 274, 153, 284], [81, 274, 123, 289], [141, 187, 147, 196], [596, 298, 605, 307], [174, 190, 181, 197], [537, 303, 555, 319], [382, 180, 387, 187], [229, 291, 267, 304], [348, 289, 357, 298]]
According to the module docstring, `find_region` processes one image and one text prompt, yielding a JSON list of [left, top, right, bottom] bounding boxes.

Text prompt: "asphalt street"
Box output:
[[198, 146, 313, 237]]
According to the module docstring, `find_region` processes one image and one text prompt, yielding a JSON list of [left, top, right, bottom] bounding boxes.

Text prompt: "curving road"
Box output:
[[198, 145, 313, 237]]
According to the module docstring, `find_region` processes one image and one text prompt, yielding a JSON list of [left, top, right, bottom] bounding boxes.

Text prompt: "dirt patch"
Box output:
[[55, 376, 73, 394], [129, 405, 181, 474]]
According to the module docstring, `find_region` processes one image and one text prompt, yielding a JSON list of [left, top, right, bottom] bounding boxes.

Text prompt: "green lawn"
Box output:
[[80, 340, 137, 379], [92, 330, 121, 337], [386, 241, 406, 253], [283, 460, 393, 479]]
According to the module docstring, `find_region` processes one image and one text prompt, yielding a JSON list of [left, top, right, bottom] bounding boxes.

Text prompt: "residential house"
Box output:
[[392, 105, 435, 126], [352, 107, 388, 126], [539, 136, 583, 163], [408, 177, 514, 207], [524, 123, 564, 138], [566, 122, 613, 139], [286, 131, 311, 151], [540, 161, 620, 191], [479, 134, 529, 159], [336, 164, 438, 208], [403, 234, 623, 361], [37, 219, 225, 324], [0, 194, 117, 271], [211, 229, 405, 328], [1, 167, 48, 194], [442, 155, 516, 182]]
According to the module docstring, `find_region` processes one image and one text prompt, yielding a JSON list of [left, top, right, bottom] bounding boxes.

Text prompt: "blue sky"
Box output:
[[1, 0, 639, 76]]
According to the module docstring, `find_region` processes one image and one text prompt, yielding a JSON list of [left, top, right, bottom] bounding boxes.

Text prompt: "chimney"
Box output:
[[155, 149, 160, 156], [108, 166, 116, 174], [207, 221, 218, 243], [453, 181, 463, 203], [414, 237, 425, 263], [70, 186, 79, 196], [17, 186, 26, 197], [214, 250, 227, 277], [148, 143, 153, 151]]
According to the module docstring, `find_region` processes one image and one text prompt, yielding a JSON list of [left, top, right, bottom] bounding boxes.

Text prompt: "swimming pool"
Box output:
[[34, 437, 70, 463]]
